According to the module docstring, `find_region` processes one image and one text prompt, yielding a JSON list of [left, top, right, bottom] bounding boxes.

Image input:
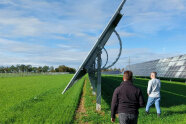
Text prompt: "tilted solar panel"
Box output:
[[62, 0, 127, 94]]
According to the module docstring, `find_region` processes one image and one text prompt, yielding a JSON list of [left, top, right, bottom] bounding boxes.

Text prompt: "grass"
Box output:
[[0, 74, 85, 123], [81, 75, 186, 124], [1, 74, 185, 123]]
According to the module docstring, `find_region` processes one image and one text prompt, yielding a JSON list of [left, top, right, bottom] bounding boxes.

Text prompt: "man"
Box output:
[[145, 72, 161, 117], [111, 71, 145, 124]]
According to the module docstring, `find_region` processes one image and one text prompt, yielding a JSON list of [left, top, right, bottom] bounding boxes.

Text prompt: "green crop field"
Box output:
[[1, 74, 186, 124], [0, 74, 84, 123], [78, 75, 186, 124]]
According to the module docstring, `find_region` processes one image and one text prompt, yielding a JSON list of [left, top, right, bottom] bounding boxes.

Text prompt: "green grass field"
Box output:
[[0, 74, 186, 124], [80, 75, 186, 124], [0, 74, 84, 123]]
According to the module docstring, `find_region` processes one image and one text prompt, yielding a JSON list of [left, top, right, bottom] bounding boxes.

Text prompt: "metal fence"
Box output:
[[125, 54, 186, 79], [0, 72, 70, 78]]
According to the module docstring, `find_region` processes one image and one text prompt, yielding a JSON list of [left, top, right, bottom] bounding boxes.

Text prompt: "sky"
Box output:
[[0, 0, 186, 69]]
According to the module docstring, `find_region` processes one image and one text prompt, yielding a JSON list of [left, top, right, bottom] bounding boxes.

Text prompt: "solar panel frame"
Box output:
[[62, 0, 127, 94]]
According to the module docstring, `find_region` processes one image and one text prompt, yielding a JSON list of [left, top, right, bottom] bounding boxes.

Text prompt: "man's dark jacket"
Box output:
[[111, 80, 145, 118]]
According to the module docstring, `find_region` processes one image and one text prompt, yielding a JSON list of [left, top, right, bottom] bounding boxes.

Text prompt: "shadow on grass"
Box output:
[[164, 110, 186, 116], [101, 76, 186, 109]]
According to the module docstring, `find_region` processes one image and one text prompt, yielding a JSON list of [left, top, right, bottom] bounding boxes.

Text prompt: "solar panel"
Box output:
[[62, 0, 127, 94], [125, 54, 186, 79], [62, 0, 127, 111]]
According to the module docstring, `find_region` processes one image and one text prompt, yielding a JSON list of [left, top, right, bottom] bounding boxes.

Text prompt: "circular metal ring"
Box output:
[[101, 29, 122, 70], [101, 47, 109, 69]]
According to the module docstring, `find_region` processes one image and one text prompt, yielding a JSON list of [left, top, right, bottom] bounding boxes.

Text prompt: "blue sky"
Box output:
[[0, 0, 186, 68]]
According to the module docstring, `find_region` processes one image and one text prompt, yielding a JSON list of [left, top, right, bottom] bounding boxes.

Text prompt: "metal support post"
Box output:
[[90, 76, 96, 95], [88, 70, 96, 95], [96, 49, 102, 111], [92, 62, 96, 95], [88, 62, 96, 95]]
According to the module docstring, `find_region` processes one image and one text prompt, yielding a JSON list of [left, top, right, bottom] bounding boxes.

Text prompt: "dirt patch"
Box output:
[[74, 79, 88, 124], [76, 82, 86, 113]]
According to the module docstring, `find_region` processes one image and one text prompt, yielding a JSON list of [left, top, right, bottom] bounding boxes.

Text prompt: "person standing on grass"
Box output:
[[145, 72, 161, 117], [111, 71, 145, 124]]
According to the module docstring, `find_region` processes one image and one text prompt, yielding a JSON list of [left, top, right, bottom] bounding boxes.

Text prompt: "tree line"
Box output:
[[0, 65, 76, 73]]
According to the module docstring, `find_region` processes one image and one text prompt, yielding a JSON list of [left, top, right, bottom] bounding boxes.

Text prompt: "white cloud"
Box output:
[[121, 0, 186, 34], [0, 0, 185, 68], [120, 48, 182, 66], [155, 0, 185, 11], [0, 38, 88, 68], [0, 38, 46, 54], [0, 0, 114, 39], [118, 31, 135, 37]]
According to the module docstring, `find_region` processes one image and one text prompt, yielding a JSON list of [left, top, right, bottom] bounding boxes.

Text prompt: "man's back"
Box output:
[[111, 81, 145, 116], [111, 71, 145, 123], [147, 78, 161, 97]]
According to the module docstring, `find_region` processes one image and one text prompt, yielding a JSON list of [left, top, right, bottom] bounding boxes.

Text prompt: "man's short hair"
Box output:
[[123, 71, 133, 81], [151, 72, 157, 77]]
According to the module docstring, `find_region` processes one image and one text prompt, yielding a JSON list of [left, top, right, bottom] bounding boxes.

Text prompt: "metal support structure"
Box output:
[[101, 30, 122, 70], [88, 62, 96, 95], [96, 48, 102, 111], [88, 74, 96, 95], [62, 0, 127, 111]]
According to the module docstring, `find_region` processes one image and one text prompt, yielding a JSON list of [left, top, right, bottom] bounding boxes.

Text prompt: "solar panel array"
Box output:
[[125, 54, 186, 79]]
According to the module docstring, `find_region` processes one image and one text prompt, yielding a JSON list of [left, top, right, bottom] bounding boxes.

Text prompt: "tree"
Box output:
[[37, 66, 42, 73], [0, 64, 76, 74], [16, 65, 21, 72], [55, 65, 76, 73], [26, 65, 32, 72], [49, 66, 55, 72], [4, 67, 11, 73], [58, 65, 66, 72], [10, 65, 16, 73], [0, 66, 5, 73], [42, 66, 49, 72], [55, 68, 59, 72], [20, 64, 26, 72], [32, 67, 37, 73]]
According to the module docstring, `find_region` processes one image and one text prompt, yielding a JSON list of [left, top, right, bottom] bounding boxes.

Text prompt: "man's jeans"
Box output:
[[119, 113, 138, 124], [146, 97, 161, 114]]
